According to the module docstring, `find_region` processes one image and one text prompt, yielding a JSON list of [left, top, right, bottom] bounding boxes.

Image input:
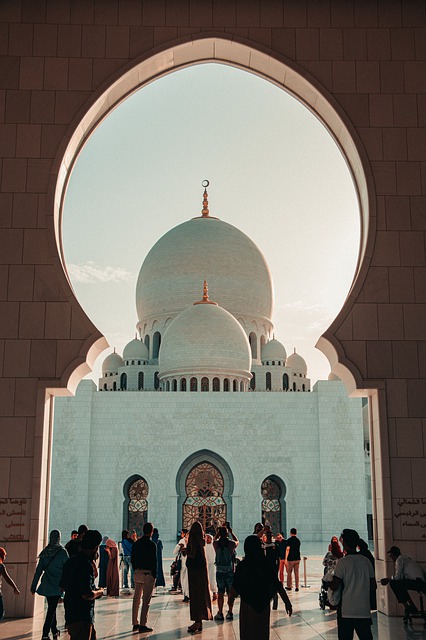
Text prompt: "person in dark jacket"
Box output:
[[31, 530, 68, 640], [60, 530, 103, 640], [131, 522, 157, 633]]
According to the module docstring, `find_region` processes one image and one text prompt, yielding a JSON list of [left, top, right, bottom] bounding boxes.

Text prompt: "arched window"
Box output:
[[260, 335, 266, 351], [261, 477, 283, 535], [127, 477, 149, 538], [232, 379, 237, 392], [190, 377, 198, 391], [224, 378, 230, 392], [154, 371, 159, 390], [213, 377, 220, 392], [293, 382, 296, 391], [283, 373, 289, 391], [266, 372, 271, 391], [249, 332, 257, 359], [120, 373, 127, 390], [152, 331, 161, 359], [201, 377, 209, 392], [138, 371, 144, 390], [172, 378, 177, 392], [103, 383, 107, 390], [240, 381, 244, 392], [113, 381, 117, 390], [302, 384, 306, 391], [166, 380, 170, 391], [144, 334, 150, 354], [250, 372, 256, 390], [180, 378, 187, 392], [183, 462, 226, 532]]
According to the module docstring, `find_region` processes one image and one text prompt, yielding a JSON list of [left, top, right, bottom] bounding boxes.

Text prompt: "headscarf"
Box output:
[[105, 538, 118, 549], [101, 536, 108, 545], [152, 529, 159, 544], [232, 535, 279, 612], [330, 538, 343, 559], [186, 521, 205, 560], [39, 529, 63, 559]]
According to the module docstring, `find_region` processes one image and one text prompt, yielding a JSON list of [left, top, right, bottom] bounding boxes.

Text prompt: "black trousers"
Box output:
[[337, 614, 373, 640], [389, 579, 426, 605], [43, 595, 61, 636]]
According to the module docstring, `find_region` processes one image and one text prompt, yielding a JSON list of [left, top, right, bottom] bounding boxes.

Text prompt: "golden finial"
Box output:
[[194, 280, 218, 305], [201, 179, 209, 217]]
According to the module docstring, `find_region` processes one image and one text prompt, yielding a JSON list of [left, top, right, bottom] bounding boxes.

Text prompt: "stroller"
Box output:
[[319, 552, 339, 610], [319, 576, 337, 610]]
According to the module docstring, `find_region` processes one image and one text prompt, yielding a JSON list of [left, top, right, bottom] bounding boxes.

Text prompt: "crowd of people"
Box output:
[[1, 521, 425, 640]]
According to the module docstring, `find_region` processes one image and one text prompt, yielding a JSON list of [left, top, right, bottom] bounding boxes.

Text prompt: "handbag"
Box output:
[[327, 582, 342, 607]]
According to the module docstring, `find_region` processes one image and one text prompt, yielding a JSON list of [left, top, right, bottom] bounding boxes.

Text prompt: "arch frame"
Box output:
[[46, 32, 376, 397]]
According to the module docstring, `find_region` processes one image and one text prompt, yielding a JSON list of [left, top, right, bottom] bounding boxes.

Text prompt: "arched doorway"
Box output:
[[176, 450, 234, 535], [124, 476, 149, 538], [261, 476, 286, 536], [183, 461, 226, 534]]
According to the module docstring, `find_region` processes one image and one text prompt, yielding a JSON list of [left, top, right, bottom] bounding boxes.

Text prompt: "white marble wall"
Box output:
[[50, 381, 368, 544]]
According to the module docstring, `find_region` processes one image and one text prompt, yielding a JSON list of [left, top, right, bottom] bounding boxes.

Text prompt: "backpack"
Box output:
[[215, 543, 233, 573]]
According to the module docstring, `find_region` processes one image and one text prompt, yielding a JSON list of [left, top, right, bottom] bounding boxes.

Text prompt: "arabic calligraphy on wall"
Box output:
[[0, 498, 30, 542], [393, 498, 426, 540]]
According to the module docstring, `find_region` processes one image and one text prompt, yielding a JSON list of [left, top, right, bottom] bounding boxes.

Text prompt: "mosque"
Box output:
[[49, 184, 369, 544]]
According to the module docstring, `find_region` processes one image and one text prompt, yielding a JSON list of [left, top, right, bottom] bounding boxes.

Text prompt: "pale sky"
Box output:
[[63, 63, 360, 386]]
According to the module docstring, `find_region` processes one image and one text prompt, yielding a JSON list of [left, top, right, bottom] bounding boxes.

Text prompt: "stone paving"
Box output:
[[1, 551, 425, 640]]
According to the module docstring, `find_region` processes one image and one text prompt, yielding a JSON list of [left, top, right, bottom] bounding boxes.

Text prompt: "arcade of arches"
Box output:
[[0, 0, 425, 620]]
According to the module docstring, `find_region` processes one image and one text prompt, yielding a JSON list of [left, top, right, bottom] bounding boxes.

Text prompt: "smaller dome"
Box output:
[[261, 338, 287, 363], [286, 350, 307, 374], [159, 284, 251, 379], [123, 338, 149, 361], [102, 351, 124, 374]]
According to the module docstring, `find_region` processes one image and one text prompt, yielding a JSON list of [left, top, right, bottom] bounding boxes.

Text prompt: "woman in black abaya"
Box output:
[[231, 535, 292, 640]]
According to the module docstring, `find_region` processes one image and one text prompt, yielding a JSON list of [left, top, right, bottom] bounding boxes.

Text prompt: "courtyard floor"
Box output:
[[1, 549, 425, 640]]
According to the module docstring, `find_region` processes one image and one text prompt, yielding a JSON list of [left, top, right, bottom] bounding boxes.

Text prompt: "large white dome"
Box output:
[[158, 298, 252, 379], [136, 216, 274, 328]]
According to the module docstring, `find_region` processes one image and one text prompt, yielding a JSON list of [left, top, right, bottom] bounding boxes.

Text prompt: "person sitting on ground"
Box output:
[[0, 547, 20, 621], [380, 546, 426, 616], [230, 535, 292, 640], [213, 524, 239, 621]]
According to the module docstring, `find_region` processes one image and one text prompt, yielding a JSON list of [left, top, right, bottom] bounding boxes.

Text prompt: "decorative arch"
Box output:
[[176, 450, 234, 535], [261, 475, 287, 536], [249, 332, 258, 359], [152, 331, 161, 360], [283, 373, 289, 391], [120, 373, 127, 390], [123, 475, 149, 538]]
